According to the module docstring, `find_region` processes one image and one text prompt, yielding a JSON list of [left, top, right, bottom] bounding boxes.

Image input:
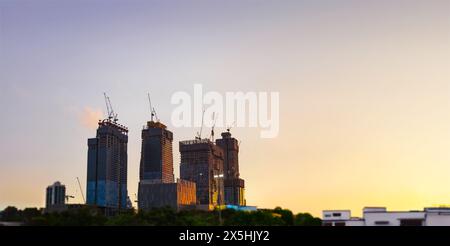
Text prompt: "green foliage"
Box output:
[[28, 207, 107, 226], [22, 208, 42, 224], [294, 213, 322, 226], [105, 212, 142, 226], [273, 207, 295, 225], [0, 206, 42, 222], [177, 209, 218, 226], [1, 205, 322, 226], [222, 209, 286, 226], [1, 206, 21, 221]]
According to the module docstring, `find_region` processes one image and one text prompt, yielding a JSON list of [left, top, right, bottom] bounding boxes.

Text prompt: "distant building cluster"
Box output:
[[45, 181, 66, 213], [136, 119, 247, 211], [323, 207, 450, 226], [44, 95, 252, 213]]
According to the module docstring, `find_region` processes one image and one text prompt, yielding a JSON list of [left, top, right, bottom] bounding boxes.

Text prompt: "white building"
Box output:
[[323, 207, 450, 226]]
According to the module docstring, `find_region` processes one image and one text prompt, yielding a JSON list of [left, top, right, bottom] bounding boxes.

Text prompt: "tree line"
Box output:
[[0, 206, 321, 226]]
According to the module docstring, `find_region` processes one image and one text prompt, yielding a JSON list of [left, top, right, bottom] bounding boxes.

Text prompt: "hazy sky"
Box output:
[[1, 0, 449, 216]]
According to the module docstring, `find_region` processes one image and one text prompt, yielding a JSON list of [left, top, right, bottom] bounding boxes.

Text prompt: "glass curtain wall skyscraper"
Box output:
[[86, 119, 128, 209]]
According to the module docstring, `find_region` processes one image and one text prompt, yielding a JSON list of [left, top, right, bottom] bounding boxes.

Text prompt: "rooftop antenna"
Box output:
[[196, 108, 206, 140], [103, 92, 118, 122]]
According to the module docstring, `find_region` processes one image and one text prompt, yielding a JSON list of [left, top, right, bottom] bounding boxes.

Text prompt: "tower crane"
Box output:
[[196, 108, 206, 140], [147, 93, 159, 122], [65, 195, 75, 203], [104, 92, 118, 122]]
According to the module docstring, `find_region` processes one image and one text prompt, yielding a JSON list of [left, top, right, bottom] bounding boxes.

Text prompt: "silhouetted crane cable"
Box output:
[[227, 121, 236, 133], [210, 112, 218, 141], [76, 177, 85, 203]]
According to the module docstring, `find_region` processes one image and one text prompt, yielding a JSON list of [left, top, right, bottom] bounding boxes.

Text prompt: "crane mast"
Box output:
[[104, 92, 118, 122], [147, 93, 159, 122], [196, 108, 206, 140]]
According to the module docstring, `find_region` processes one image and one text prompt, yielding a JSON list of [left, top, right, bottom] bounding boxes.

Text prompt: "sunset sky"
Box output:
[[1, 0, 449, 217]]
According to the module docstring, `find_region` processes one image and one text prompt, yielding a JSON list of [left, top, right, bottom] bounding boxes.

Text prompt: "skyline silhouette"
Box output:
[[1, 0, 450, 217]]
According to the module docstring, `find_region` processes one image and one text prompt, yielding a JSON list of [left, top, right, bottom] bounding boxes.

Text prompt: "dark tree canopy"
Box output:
[[1, 206, 322, 226]]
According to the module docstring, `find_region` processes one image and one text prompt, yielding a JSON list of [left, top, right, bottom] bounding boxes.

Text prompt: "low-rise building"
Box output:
[[138, 179, 197, 211], [322, 207, 450, 226]]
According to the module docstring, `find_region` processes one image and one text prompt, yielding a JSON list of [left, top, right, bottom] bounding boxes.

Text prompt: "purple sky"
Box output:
[[1, 0, 449, 216]]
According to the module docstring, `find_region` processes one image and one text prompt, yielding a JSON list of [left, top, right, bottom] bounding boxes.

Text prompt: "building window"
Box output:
[[332, 213, 341, 217], [334, 222, 346, 226], [374, 221, 389, 225], [400, 219, 423, 226]]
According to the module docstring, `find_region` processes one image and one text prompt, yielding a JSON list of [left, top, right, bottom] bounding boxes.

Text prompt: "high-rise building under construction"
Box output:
[[138, 120, 196, 210], [180, 139, 224, 210], [139, 121, 174, 183], [216, 131, 245, 206], [86, 117, 128, 209]]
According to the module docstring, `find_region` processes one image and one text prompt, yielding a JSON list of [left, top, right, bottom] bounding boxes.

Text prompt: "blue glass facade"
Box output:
[[86, 120, 128, 209]]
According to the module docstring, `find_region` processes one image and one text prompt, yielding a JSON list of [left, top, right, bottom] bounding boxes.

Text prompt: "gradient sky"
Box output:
[[1, 0, 449, 217]]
